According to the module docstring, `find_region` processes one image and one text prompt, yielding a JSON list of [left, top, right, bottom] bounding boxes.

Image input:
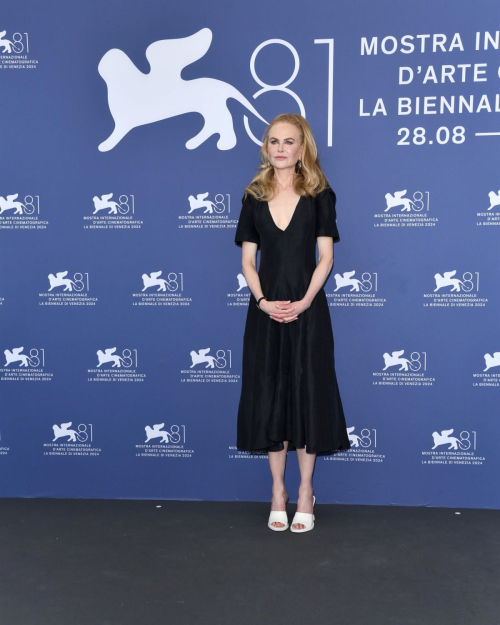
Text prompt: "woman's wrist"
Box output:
[[256, 296, 267, 309]]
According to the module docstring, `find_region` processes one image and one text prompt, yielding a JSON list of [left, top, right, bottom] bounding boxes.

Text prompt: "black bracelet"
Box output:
[[256, 296, 267, 309]]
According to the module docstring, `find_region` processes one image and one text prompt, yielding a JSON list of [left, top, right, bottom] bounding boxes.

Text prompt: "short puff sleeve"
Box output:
[[315, 186, 340, 242], [234, 193, 260, 248]]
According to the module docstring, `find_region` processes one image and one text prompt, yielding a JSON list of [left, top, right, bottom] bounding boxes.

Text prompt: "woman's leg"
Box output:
[[268, 441, 289, 528], [293, 447, 316, 530]]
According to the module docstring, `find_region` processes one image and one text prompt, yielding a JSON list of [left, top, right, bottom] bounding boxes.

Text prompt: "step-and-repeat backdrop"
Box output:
[[1, 0, 499, 508]]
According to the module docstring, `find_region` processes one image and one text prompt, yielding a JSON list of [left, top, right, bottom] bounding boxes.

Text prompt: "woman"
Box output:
[[234, 113, 351, 533]]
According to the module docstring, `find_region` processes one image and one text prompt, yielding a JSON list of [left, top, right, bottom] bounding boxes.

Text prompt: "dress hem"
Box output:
[[236, 439, 351, 455]]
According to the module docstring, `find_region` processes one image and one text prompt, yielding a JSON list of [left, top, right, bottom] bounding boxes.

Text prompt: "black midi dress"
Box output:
[[234, 185, 351, 454]]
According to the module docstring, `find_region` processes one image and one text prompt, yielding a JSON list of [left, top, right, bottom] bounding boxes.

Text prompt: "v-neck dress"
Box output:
[[234, 186, 351, 454]]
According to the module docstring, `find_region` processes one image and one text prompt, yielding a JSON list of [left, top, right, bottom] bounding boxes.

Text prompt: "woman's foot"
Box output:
[[270, 488, 289, 528], [292, 485, 314, 530]]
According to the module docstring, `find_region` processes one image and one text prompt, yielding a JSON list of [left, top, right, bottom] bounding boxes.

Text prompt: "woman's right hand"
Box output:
[[260, 299, 296, 322]]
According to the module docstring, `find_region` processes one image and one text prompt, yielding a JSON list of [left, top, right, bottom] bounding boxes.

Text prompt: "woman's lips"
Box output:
[[275, 156, 287, 159]]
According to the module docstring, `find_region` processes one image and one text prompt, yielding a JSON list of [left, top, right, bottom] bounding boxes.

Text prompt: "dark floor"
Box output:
[[0, 498, 499, 625]]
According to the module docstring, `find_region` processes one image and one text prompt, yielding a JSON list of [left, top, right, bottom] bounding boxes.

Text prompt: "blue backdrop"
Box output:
[[1, 0, 499, 508]]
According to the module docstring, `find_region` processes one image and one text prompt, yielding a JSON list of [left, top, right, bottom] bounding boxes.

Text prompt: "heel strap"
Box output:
[[291, 511, 314, 529], [269, 510, 288, 524]]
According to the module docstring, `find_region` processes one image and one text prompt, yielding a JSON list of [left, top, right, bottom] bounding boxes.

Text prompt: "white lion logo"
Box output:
[[98, 28, 268, 152], [347, 427, 363, 447], [96, 348, 126, 368], [384, 190, 418, 212], [145, 424, 172, 443], [187, 192, 219, 214], [141, 271, 170, 292], [92, 193, 121, 215], [333, 271, 363, 292], [0, 194, 26, 215], [431, 429, 461, 450], [4, 347, 33, 367], [0, 31, 14, 54], [47, 271, 81, 292], [487, 191, 500, 211], [382, 350, 412, 371], [484, 352, 500, 372], [52, 422, 78, 442], [189, 348, 216, 369], [433, 270, 469, 292]]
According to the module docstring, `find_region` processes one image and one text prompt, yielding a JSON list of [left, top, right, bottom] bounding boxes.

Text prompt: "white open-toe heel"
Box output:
[[290, 495, 315, 533], [268, 494, 289, 531], [268, 510, 289, 531]]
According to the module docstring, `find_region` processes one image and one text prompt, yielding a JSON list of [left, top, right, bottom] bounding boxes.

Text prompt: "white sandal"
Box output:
[[268, 494, 289, 531], [268, 510, 289, 531], [290, 495, 316, 533]]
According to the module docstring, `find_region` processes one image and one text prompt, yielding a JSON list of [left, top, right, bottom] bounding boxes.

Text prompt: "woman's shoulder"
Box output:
[[243, 191, 266, 210], [312, 185, 336, 201], [242, 189, 258, 202]]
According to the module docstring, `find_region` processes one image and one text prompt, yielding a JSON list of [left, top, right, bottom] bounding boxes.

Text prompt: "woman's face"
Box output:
[[267, 122, 303, 172]]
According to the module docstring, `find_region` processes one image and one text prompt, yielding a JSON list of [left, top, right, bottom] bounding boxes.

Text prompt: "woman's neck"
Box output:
[[273, 170, 297, 191]]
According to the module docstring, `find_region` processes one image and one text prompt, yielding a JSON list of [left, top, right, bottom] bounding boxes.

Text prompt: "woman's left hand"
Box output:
[[269, 299, 311, 323]]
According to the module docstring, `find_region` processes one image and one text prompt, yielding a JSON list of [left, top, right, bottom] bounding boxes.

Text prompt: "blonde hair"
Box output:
[[244, 113, 329, 202]]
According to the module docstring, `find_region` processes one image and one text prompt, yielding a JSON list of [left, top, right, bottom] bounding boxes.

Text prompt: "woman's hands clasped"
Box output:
[[259, 299, 311, 323]]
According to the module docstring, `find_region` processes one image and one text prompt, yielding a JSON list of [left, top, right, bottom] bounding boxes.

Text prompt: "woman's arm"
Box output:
[[240, 241, 265, 301], [301, 236, 334, 307]]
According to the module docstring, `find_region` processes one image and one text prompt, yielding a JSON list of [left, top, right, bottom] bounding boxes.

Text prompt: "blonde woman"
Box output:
[[234, 113, 351, 533]]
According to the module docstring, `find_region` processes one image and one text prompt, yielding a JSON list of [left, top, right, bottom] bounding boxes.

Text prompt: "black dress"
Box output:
[[234, 185, 351, 454]]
